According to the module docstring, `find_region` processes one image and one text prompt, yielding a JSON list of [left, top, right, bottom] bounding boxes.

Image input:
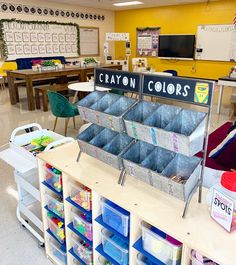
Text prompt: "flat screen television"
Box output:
[[158, 34, 195, 60]]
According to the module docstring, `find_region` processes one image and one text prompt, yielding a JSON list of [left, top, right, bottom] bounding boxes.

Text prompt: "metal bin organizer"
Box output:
[[48, 237, 67, 265], [122, 140, 156, 185], [142, 223, 182, 265], [163, 109, 207, 156], [159, 154, 202, 201], [77, 91, 107, 121], [79, 91, 122, 127], [101, 198, 130, 237], [103, 96, 137, 132], [142, 104, 182, 145], [78, 124, 134, 169], [101, 228, 129, 265], [123, 101, 160, 139]]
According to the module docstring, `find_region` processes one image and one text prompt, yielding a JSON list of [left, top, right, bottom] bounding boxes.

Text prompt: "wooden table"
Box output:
[[7, 64, 122, 111], [217, 76, 236, 114]]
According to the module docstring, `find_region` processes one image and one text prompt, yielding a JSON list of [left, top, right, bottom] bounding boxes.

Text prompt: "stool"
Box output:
[[230, 94, 236, 119], [35, 84, 68, 112]]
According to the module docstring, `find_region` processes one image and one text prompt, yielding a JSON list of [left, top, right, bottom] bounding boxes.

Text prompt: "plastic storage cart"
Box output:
[[0, 123, 73, 246]]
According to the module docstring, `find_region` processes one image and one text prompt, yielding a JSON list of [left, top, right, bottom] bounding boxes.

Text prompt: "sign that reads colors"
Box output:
[[143, 74, 214, 106]]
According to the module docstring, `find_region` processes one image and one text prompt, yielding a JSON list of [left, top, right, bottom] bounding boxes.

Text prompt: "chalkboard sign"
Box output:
[[95, 68, 141, 93], [143, 74, 214, 106]]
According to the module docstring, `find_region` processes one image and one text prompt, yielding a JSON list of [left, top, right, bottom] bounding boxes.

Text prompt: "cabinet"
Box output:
[[38, 141, 233, 265]]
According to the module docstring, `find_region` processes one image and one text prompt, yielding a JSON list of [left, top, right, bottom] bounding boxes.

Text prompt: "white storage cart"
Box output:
[[0, 123, 73, 246]]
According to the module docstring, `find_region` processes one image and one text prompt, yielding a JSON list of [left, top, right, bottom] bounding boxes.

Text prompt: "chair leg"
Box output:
[[35, 90, 41, 109], [53, 117, 58, 132], [73, 116, 76, 129], [65, 118, 70, 136], [42, 91, 48, 112]]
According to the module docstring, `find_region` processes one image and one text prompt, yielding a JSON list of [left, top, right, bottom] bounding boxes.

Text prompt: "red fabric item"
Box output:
[[31, 59, 43, 66], [216, 139, 236, 171], [196, 122, 232, 171]]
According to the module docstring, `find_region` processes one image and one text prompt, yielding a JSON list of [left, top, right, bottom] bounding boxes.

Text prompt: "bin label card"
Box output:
[[95, 68, 140, 93], [143, 74, 213, 106], [194, 83, 209, 104], [211, 189, 234, 232]]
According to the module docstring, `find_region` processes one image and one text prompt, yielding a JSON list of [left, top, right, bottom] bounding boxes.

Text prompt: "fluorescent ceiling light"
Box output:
[[113, 1, 144, 7]]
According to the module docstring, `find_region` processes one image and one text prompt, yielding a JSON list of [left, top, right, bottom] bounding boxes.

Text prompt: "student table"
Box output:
[[7, 64, 121, 111], [217, 76, 236, 114]]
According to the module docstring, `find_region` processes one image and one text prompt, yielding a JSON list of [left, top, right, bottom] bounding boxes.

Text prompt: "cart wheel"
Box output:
[[39, 242, 45, 248], [21, 219, 29, 228]]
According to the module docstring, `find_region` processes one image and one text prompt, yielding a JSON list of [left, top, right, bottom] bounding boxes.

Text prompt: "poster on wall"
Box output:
[[136, 27, 161, 57], [1, 19, 79, 60]]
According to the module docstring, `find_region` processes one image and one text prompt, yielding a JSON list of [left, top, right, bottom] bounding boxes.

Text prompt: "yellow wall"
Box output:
[[115, 0, 236, 80], [0, 0, 115, 61]]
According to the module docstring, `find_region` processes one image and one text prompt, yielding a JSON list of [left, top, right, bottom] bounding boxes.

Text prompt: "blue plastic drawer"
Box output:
[[101, 229, 129, 265], [101, 199, 130, 237]]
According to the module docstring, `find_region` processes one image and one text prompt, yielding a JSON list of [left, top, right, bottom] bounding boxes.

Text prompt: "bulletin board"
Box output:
[[136, 27, 161, 57], [1, 19, 79, 60], [80, 27, 99, 56], [195, 24, 236, 62]]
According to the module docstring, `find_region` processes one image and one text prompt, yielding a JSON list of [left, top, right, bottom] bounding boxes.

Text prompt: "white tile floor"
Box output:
[[0, 86, 233, 265]]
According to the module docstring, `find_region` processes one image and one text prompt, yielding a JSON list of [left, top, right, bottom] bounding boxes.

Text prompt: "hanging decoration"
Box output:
[[0, 2, 105, 21]]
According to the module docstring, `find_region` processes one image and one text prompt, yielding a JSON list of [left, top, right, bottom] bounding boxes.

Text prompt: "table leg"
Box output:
[[72, 91, 79, 104], [7, 75, 17, 105], [217, 85, 223, 115], [26, 78, 35, 111]]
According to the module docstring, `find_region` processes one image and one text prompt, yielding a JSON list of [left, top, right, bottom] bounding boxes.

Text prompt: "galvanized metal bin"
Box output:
[[157, 154, 202, 201], [103, 96, 137, 132], [122, 140, 156, 184], [163, 109, 207, 156], [77, 124, 134, 169], [124, 101, 206, 156], [77, 124, 105, 155], [77, 91, 107, 121], [123, 101, 160, 139]]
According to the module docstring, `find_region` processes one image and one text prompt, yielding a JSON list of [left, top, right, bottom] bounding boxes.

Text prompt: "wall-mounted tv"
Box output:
[[158, 34, 195, 60]]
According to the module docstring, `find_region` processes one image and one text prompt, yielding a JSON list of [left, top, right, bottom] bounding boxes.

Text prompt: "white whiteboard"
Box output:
[[3, 20, 79, 60], [195, 24, 236, 62], [80, 27, 99, 56]]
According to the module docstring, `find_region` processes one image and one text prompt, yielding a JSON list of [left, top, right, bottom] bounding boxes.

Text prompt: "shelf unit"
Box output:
[[38, 141, 234, 265], [0, 123, 72, 246]]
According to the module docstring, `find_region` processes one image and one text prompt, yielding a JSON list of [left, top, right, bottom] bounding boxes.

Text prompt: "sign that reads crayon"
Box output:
[[95, 68, 141, 93], [143, 74, 213, 106]]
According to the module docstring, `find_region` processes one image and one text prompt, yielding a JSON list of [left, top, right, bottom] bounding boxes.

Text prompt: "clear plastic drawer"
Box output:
[[101, 228, 129, 265], [142, 223, 182, 265], [71, 211, 93, 241], [69, 183, 92, 211], [101, 199, 130, 237], [71, 234, 93, 265]]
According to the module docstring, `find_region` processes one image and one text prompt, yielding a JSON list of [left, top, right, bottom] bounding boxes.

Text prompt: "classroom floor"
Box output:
[[0, 85, 234, 265]]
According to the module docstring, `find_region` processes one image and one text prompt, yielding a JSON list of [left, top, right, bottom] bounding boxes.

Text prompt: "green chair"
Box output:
[[47, 91, 79, 136]]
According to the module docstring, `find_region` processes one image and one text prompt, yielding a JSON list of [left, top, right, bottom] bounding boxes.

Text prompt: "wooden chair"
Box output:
[[34, 84, 68, 111]]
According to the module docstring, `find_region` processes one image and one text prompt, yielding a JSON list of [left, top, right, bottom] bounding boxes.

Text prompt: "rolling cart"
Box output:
[[0, 123, 73, 246]]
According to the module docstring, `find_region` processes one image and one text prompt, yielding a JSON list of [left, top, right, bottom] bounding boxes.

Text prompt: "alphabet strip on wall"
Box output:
[[0, 2, 105, 21]]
